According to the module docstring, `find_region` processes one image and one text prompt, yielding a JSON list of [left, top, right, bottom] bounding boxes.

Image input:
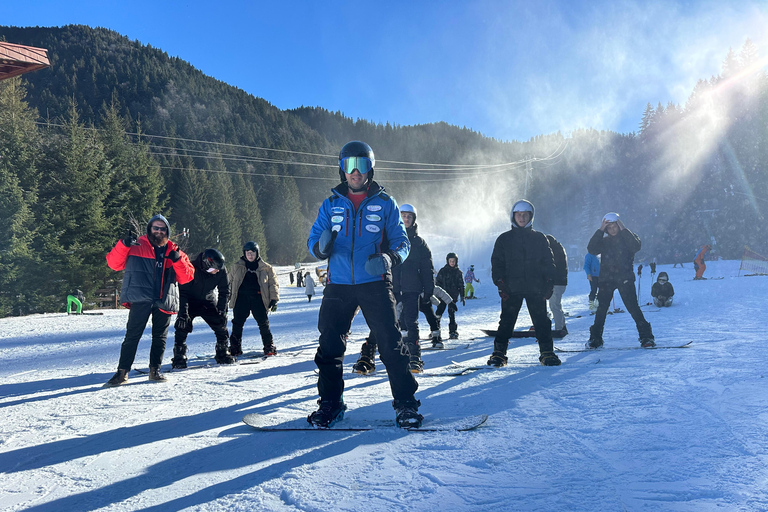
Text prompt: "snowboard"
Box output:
[[421, 343, 470, 351], [133, 357, 264, 374], [554, 341, 693, 353], [481, 329, 568, 338], [242, 413, 488, 432]]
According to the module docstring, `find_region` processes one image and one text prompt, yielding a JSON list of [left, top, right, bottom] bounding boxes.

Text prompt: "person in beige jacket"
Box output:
[[228, 241, 279, 356]]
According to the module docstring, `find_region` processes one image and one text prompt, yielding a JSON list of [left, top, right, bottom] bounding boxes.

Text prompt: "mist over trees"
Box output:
[[0, 25, 765, 316]]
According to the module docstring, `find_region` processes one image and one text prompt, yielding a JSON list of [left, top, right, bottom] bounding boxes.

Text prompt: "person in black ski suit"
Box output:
[[435, 252, 464, 339], [306, 140, 421, 429], [487, 200, 560, 367], [171, 249, 234, 368], [352, 203, 437, 374], [651, 271, 674, 307], [587, 212, 655, 348]]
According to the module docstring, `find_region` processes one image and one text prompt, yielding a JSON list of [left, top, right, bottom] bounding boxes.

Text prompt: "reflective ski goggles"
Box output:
[[340, 156, 373, 175]]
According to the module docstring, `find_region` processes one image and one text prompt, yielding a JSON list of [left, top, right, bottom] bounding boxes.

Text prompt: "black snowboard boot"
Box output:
[[262, 343, 278, 356], [408, 357, 424, 374], [307, 398, 347, 428], [352, 340, 377, 374], [171, 343, 187, 369], [587, 325, 604, 349], [539, 351, 562, 366], [638, 321, 655, 348], [449, 330, 459, 340], [487, 351, 508, 367], [430, 330, 443, 349], [215, 342, 236, 364], [393, 399, 423, 428], [229, 335, 243, 357], [103, 369, 128, 388]]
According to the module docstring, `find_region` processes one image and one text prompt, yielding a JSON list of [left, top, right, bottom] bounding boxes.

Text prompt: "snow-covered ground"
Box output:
[[1, 260, 767, 511]]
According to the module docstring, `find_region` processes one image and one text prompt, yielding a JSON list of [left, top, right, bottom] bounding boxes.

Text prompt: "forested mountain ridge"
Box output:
[[0, 25, 765, 316]]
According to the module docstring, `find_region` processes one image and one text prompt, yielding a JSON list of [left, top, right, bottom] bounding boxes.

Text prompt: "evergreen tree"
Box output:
[[231, 172, 268, 260]]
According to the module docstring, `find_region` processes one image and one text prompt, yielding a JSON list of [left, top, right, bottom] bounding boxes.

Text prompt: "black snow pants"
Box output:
[[315, 281, 418, 403], [493, 293, 553, 355], [591, 279, 650, 338], [118, 301, 172, 370], [231, 292, 273, 347]]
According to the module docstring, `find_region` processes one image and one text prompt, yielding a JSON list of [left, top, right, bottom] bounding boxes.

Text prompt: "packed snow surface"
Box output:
[[1, 260, 766, 511]]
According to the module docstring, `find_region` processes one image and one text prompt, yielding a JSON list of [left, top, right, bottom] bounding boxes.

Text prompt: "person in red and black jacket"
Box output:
[[103, 214, 194, 387]]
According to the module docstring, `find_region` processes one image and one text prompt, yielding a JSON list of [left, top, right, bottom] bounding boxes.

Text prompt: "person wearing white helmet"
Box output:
[[352, 202, 439, 374], [487, 200, 561, 367], [586, 212, 655, 348]]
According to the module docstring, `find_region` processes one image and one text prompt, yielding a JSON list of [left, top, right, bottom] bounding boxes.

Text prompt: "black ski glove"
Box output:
[[268, 299, 278, 312], [167, 250, 181, 263], [122, 228, 137, 247]]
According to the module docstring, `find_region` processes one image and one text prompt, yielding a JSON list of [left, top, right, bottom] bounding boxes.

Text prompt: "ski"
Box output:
[[449, 359, 599, 371], [242, 413, 488, 432], [554, 341, 693, 353]]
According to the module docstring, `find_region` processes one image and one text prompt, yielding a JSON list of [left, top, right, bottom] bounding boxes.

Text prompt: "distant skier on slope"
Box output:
[[104, 215, 195, 387], [464, 265, 480, 299], [651, 272, 675, 307], [435, 252, 465, 340], [487, 200, 560, 367], [307, 140, 422, 429], [693, 244, 712, 280], [586, 213, 655, 349], [171, 249, 234, 369]]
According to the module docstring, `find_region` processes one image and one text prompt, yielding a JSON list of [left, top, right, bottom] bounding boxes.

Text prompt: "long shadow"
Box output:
[[0, 372, 116, 402], [19, 406, 409, 512], [0, 377, 315, 474]]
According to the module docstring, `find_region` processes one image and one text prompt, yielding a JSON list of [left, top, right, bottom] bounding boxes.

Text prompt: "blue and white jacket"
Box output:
[[308, 181, 410, 285]]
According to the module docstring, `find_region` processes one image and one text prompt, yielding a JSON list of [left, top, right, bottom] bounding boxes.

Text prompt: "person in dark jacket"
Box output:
[[546, 234, 568, 337], [228, 241, 279, 357], [487, 200, 560, 367], [104, 214, 195, 387], [435, 252, 464, 339], [306, 140, 421, 429], [171, 249, 234, 368], [651, 271, 674, 307], [587, 212, 655, 348], [352, 203, 437, 374]]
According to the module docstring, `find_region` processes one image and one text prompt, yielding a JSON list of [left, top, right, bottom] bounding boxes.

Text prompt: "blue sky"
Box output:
[[2, 0, 766, 141]]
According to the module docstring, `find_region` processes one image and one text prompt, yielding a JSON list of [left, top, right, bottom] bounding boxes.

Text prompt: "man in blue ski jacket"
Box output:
[[306, 140, 422, 429]]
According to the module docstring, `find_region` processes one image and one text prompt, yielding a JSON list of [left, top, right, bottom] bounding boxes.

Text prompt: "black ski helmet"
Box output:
[[446, 252, 458, 264], [202, 248, 225, 271], [243, 241, 260, 260], [338, 141, 375, 184]]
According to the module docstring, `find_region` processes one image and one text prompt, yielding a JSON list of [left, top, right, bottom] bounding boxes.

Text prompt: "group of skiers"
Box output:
[[102, 139, 668, 430]]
